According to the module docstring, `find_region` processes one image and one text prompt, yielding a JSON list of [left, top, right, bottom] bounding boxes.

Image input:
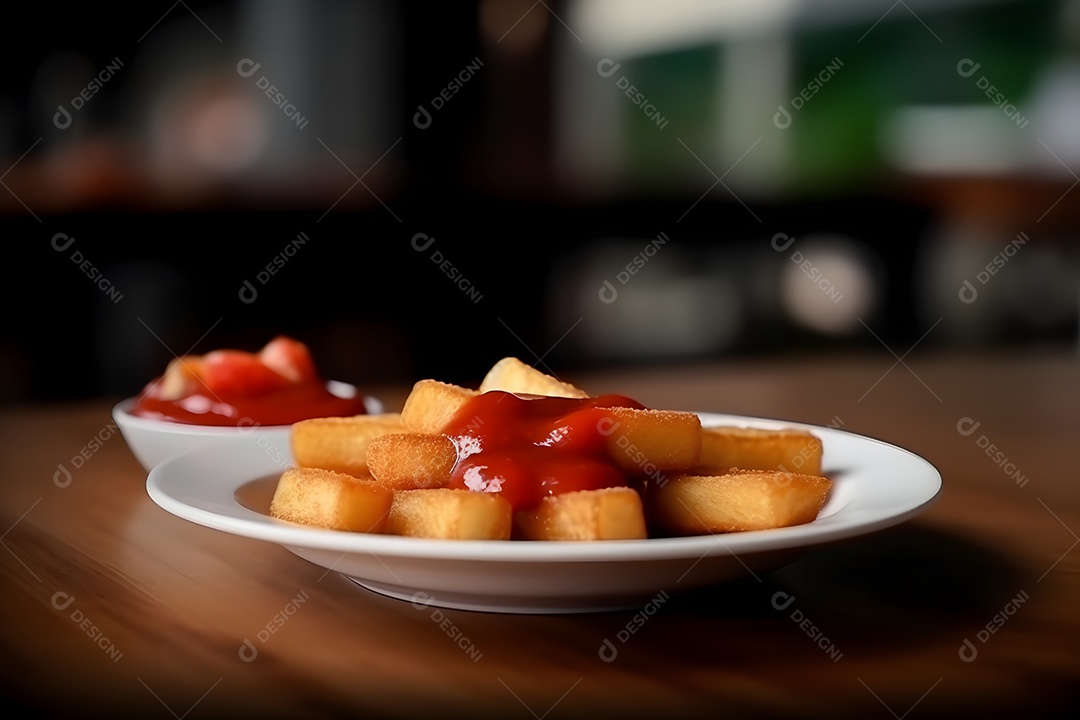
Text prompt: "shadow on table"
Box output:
[[664, 521, 1028, 654]]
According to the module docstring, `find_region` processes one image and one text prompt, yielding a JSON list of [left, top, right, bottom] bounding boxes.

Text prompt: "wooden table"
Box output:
[[2, 350, 1078, 719]]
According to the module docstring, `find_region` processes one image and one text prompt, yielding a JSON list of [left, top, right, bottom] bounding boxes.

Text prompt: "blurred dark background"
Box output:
[[2, 0, 1079, 404]]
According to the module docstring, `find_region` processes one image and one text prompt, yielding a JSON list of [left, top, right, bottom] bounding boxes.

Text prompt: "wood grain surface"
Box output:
[[2, 350, 1078, 719]]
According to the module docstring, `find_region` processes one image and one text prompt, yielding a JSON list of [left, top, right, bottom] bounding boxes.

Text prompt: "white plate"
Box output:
[[146, 414, 941, 614]]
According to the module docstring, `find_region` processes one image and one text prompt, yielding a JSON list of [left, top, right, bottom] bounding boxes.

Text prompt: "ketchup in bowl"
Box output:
[[131, 336, 367, 426], [442, 390, 646, 512]]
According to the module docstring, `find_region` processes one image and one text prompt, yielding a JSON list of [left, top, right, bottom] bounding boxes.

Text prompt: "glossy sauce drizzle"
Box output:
[[442, 391, 646, 512]]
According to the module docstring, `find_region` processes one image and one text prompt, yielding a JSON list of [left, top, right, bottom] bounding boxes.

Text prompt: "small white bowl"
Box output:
[[114, 381, 382, 472]]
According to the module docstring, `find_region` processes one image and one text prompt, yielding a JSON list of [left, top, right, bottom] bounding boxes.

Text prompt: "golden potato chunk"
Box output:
[[400, 379, 479, 434], [648, 470, 831, 535], [601, 407, 702, 475], [515, 487, 647, 541], [291, 413, 405, 476], [270, 467, 393, 533], [698, 426, 823, 477], [479, 357, 589, 398], [367, 433, 457, 490], [387, 489, 512, 540]]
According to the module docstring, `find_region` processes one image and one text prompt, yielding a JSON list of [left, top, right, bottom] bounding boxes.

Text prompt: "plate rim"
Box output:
[[145, 412, 942, 563]]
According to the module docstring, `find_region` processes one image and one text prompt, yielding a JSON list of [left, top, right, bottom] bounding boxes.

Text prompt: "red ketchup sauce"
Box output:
[[130, 337, 367, 427], [442, 391, 646, 512], [131, 383, 366, 426]]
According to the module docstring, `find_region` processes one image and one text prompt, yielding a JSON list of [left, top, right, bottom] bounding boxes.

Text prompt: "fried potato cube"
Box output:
[[602, 407, 702, 475], [698, 426, 823, 477], [387, 489, 512, 540], [156, 356, 204, 400], [400, 379, 479, 434], [366, 433, 457, 490], [648, 470, 831, 535], [270, 467, 393, 533], [479, 357, 589, 398], [515, 487, 647, 541], [290, 413, 406, 477]]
